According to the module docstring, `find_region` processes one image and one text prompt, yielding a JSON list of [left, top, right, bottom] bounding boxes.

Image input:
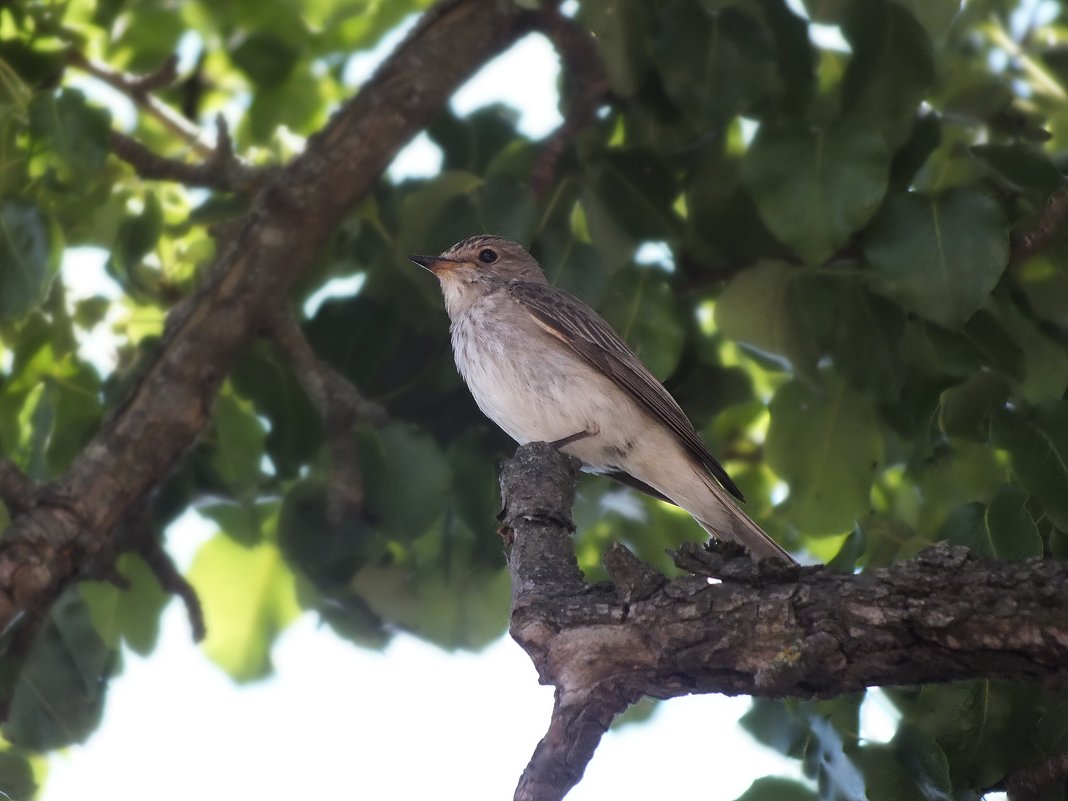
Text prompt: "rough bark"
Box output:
[[500, 442, 1068, 801], [0, 0, 533, 669]]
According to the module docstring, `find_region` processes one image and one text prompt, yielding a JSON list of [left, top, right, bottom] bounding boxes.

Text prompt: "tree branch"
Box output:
[[530, 9, 610, 196], [500, 442, 1068, 801], [1011, 183, 1068, 264], [0, 0, 536, 703], [266, 306, 387, 524], [108, 115, 270, 193], [67, 52, 216, 159]]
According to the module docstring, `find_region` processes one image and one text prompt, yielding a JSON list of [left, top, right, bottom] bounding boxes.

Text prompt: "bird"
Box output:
[[409, 235, 796, 564]]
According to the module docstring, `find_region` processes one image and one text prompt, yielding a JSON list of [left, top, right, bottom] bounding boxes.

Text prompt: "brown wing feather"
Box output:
[[506, 280, 745, 502]]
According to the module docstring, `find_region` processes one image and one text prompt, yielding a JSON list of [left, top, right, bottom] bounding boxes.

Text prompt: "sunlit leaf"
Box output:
[[189, 534, 301, 682]]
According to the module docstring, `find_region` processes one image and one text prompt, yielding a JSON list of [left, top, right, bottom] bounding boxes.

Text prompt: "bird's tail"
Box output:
[[695, 476, 797, 565]]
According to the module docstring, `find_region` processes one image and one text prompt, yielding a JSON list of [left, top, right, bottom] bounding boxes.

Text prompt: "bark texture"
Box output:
[[500, 442, 1068, 801], [0, 0, 532, 663]]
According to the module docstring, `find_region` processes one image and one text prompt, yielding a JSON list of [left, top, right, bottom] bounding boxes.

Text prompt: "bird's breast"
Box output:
[[450, 299, 637, 460]]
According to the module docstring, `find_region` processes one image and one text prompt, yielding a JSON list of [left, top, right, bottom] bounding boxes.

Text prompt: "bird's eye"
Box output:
[[478, 248, 498, 264]]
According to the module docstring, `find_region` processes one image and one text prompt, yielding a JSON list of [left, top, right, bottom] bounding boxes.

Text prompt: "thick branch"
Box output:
[[0, 0, 534, 690], [501, 442, 1068, 801], [1011, 184, 1068, 264]]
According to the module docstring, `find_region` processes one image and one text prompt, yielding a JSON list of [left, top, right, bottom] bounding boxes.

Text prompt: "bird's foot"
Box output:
[[551, 423, 600, 450]]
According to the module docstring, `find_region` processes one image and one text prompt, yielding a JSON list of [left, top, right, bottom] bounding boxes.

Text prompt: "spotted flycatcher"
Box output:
[[410, 235, 795, 563]]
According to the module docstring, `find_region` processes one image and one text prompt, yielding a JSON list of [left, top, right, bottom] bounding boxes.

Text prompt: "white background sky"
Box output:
[[35, 18, 912, 801]]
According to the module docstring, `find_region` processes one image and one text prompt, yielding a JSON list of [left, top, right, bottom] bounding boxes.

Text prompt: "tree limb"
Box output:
[[108, 115, 271, 193], [0, 0, 536, 702], [499, 442, 1068, 801]]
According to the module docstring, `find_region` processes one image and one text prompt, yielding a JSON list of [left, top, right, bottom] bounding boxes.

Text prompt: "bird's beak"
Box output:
[[409, 254, 460, 275]]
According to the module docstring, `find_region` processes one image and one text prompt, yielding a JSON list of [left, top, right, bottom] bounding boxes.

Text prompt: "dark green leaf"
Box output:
[[986, 483, 1042, 559], [766, 375, 883, 535], [590, 150, 678, 241], [653, 4, 776, 126], [598, 267, 684, 380], [108, 192, 163, 279], [231, 33, 301, 87], [279, 480, 375, 589], [0, 198, 63, 320], [991, 403, 1068, 531], [841, 0, 935, 145], [832, 286, 906, 401], [734, 777, 818, 801], [0, 750, 37, 799], [28, 89, 111, 181], [739, 699, 809, 756], [743, 122, 888, 265], [579, 0, 651, 95], [864, 190, 1009, 328], [938, 371, 1009, 441], [970, 144, 1064, 195], [3, 591, 118, 750], [358, 422, 451, 539]]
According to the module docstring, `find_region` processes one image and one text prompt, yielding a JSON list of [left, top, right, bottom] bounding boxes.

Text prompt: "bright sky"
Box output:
[[38, 20, 907, 801]]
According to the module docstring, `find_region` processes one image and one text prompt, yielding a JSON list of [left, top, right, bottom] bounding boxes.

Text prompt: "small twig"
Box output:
[[106, 501, 205, 642], [137, 533, 205, 642], [109, 116, 271, 193], [530, 9, 610, 196], [67, 51, 215, 159], [1011, 183, 1068, 264], [267, 306, 388, 525], [0, 461, 37, 517]]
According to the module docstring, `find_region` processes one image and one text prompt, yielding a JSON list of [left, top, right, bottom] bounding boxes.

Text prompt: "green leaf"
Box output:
[[598, 267, 684, 380], [969, 143, 1063, 195], [841, 0, 935, 145], [653, 4, 776, 126], [991, 403, 1068, 531], [278, 480, 375, 590], [108, 192, 163, 280], [81, 552, 169, 655], [231, 32, 301, 87], [739, 699, 810, 756], [766, 375, 883, 535], [715, 262, 820, 381], [3, 591, 118, 750], [734, 777, 818, 801], [891, 0, 961, 39], [590, 150, 678, 241], [27, 89, 111, 181], [832, 286, 906, 401], [188, 534, 301, 682], [938, 371, 1009, 442], [210, 388, 268, 491], [0, 198, 63, 320], [0, 749, 37, 799], [986, 483, 1042, 560], [578, 0, 651, 96], [358, 422, 451, 539], [863, 190, 1009, 329], [743, 121, 888, 265]]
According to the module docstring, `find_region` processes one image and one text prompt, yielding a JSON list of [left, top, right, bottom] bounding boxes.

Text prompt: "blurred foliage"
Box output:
[[1, 0, 1068, 797]]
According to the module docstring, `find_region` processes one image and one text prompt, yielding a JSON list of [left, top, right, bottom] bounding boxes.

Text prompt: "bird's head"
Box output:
[[410, 235, 546, 316]]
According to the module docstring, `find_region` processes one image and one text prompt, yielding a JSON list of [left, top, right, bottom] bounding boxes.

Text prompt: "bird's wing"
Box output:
[[506, 280, 744, 502]]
